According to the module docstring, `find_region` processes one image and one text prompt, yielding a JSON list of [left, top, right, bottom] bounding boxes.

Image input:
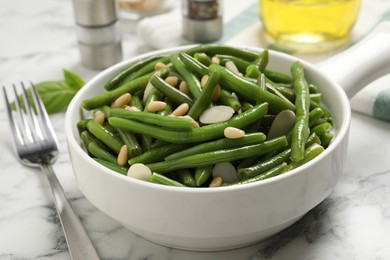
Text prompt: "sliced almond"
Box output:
[[199, 105, 235, 124]]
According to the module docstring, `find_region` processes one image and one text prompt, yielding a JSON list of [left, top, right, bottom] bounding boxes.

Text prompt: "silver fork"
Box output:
[[3, 82, 100, 260]]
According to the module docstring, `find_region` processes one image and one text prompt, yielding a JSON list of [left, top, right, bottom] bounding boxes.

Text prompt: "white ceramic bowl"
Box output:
[[65, 23, 390, 251]]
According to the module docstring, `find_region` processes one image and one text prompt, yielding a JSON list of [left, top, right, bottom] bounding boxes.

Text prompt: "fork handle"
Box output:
[[41, 164, 100, 260]]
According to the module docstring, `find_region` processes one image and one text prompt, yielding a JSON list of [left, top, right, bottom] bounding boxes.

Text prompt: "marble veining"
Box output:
[[1, 0, 390, 259]]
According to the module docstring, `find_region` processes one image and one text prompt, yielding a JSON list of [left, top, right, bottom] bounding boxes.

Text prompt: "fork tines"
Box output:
[[2, 82, 57, 149]]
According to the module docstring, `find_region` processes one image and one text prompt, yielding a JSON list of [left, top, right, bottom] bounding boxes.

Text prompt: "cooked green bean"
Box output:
[[109, 102, 269, 143], [87, 120, 124, 154], [116, 128, 142, 158], [177, 169, 196, 187], [187, 70, 220, 119], [311, 122, 332, 136], [109, 108, 194, 131], [254, 49, 269, 72], [150, 74, 194, 106], [170, 54, 202, 98], [209, 64, 295, 113], [179, 52, 209, 77], [184, 44, 259, 61], [264, 69, 292, 84], [130, 95, 143, 111], [284, 143, 325, 172], [88, 142, 118, 164], [290, 61, 310, 162], [231, 163, 287, 186], [194, 52, 212, 66], [150, 172, 186, 187], [147, 136, 288, 173], [128, 143, 190, 165], [104, 55, 166, 90], [237, 148, 291, 180], [320, 132, 334, 148], [94, 158, 128, 175], [165, 132, 266, 161], [308, 107, 325, 127], [194, 165, 213, 187], [218, 89, 241, 111], [82, 71, 154, 110]]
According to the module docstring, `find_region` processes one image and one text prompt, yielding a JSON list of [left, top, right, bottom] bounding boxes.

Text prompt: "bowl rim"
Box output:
[[64, 44, 351, 194]]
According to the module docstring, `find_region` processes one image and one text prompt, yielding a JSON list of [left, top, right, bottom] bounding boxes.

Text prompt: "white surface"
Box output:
[[1, 0, 390, 259]]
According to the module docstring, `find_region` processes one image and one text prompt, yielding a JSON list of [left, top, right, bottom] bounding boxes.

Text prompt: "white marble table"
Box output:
[[1, 0, 390, 259]]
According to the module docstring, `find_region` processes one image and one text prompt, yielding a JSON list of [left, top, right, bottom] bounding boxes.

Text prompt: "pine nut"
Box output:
[[154, 62, 166, 71], [171, 103, 189, 116], [147, 101, 167, 112], [211, 56, 220, 64], [224, 127, 245, 139], [117, 145, 128, 166], [165, 76, 179, 87], [124, 105, 141, 112], [94, 110, 105, 125], [127, 163, 152, 181], [112, 93, 132, 108], [179, 81, 191, 95], [200, 75, 209, 88], [209, 176, 223, 187]]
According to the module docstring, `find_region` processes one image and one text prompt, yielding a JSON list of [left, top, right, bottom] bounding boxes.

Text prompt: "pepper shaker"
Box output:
[[182, 0, 223, 43], [72, 0, 123, 70]]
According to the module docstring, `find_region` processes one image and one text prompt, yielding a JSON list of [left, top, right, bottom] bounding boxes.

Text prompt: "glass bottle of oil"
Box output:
[[260, 0, 361, 52]]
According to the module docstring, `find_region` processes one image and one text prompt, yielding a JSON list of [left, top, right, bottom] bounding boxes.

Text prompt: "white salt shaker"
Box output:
[[72, 0, 123, 70]]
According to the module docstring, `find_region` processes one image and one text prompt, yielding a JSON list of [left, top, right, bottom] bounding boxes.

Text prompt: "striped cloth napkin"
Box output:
[[136, 1, 390, 122]]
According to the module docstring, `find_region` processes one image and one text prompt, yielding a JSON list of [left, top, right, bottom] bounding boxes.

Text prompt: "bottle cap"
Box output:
[[72, 0, 117, 26]]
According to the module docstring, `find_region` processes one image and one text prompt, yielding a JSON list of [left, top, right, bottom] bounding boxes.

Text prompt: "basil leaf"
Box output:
[[11, 70, 85, 114], [64, 69, 85, 91], [35, 81, 77, 114]]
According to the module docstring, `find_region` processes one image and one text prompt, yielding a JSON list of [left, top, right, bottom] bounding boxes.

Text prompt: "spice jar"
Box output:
[[182, 0, 223, 43], [72, 0, 123, 70]]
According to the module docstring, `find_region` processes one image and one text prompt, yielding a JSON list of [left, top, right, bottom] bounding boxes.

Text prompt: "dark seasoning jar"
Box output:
[[182, 0, 223, 43]]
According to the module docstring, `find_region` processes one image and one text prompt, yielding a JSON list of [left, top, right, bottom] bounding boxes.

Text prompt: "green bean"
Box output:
[[209, 64, 295, 113], [179, 52, 209, 77], [230, 163, 287, 186], [150, 172, 186, 187], [128, 143, 190, 165], [240, 101, 254, 112], [184, 44, 259, 61], [320, 132, 334, 148], [82, 71, 154, 110], [147, 136, 288, 173], [284, 143, 325, 172], [194, 52, 212, 66], [309, 84, 319, 94], [94, 158, 128, 175], [218, 89, 241, 111], [144, 87, 164, 111], [308, 107, 325, 127], [88, 142, 118, 164], [141, 135, 153, 153], [122, 56, 170, 84], [187, 70, 220, 119], [237, 148, 291, 180], [311, 122, 332, 136], [165, 132, 267, 161], [177, 169, 196, 187], [245, 64, 261, 79], [109, 108, 194, 131], [87, 120, 124, 154], [116, 128, 142, 158], [194, 165, 213, 187], [215, 54, 252, 73], [150, 74, 194, 106], [104, 55, 165, 90], [77, 119, 90, 134], [170, 54, 202, 98], [130, 95, 143, 111], [254, 49, 269, 72], [310, 93, 321, 104], [109, 102, 268, 144], [264, 69, 292, 84], [290, 61, 310, 162]]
